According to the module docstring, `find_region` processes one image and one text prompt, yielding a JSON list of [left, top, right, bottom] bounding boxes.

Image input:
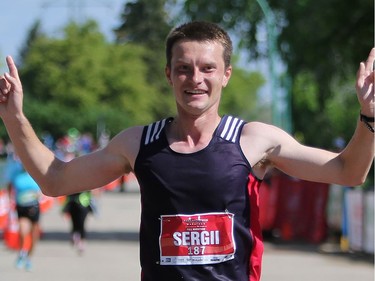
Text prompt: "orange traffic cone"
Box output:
[[0, 189, 10, 230], [3, 209, 20, 250], [39, 194, 54, 213], [4, 209, 33, 251]]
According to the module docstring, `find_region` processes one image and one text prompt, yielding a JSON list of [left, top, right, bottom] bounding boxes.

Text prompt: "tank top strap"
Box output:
[[141, 117, 173, 147], [216, 115, 246, 144]]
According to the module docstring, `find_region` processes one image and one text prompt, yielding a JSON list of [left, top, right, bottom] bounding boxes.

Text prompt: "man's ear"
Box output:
[[222, 65, 232, 88], [165, 66, 173, 86]]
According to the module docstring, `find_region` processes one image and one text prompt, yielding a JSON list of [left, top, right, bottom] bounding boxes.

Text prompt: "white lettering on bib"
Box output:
[[159, 212, 235, 265]]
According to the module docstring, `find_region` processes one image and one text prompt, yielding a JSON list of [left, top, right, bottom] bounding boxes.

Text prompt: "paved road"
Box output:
[[1, 191, 373, 281]]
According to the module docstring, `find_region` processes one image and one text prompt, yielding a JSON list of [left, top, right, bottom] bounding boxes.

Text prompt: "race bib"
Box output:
[[16, 191, 39, 206], [159, 212, 235, 265]]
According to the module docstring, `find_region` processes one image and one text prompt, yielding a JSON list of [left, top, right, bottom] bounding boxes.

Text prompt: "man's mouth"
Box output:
[[185, 90, 207, 95]]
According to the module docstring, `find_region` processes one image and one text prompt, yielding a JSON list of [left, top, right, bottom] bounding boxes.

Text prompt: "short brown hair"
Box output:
[[165, 21, 233, 69]]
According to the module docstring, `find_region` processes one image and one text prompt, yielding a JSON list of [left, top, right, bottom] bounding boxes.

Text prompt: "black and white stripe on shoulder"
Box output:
[[220, 116, 244, 143], [144, 119, 168, 145]]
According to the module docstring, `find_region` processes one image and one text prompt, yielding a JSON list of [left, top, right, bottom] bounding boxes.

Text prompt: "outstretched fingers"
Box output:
[[0, 75, 11, 103], [6, 56, 20, 81], [356, 48, 375, 93], [0, 56, 23, 103], [356, 48, 375, 116], [364, 48, 375, 72]]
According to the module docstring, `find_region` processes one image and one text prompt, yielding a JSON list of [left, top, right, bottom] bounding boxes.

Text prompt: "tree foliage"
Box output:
[[221, 64, 265, 120], [268, 0, 372, 147], [19, 21, 159, 139], [114, 0, 176, 119]]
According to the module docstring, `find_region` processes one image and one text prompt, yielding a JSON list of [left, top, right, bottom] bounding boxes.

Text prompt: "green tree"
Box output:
[[267, 0, 372, 147], [221, 65, 265, 120], [115, 0, 171, 48], [19, 20, 44, 65], [18, 21, 159, 139], [114, 0, 176, 119]]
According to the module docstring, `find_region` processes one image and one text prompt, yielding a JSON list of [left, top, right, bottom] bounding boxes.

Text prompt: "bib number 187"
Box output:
[[188, 246, 206, 255]]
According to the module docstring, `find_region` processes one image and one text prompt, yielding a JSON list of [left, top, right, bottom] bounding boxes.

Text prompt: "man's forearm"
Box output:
[[3, 113, 57, 191], [340, 117, 374, 186]]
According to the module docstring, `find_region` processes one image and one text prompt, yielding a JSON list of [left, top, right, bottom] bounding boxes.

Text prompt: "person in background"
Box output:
[[0, 21, 373, 281], [5, 154, 41, 271], [62, 191, 93, 254]]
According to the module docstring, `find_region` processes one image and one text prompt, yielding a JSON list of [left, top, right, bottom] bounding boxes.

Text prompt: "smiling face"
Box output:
[[165, 40, 232, 116]]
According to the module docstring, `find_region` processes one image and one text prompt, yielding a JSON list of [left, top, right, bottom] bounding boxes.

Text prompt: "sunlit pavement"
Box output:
[[1, 191, 373, 281]]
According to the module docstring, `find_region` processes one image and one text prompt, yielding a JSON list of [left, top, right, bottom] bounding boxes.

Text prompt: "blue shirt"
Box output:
[[4, 157, 40, 206], [13, 172, 40, 206]]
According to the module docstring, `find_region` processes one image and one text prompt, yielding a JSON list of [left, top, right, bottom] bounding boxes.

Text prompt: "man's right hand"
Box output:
[[0, 56, 24, 119]]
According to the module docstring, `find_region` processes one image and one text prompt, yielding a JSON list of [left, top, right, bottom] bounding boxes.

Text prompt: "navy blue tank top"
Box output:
[[134, 115, 263, 281]]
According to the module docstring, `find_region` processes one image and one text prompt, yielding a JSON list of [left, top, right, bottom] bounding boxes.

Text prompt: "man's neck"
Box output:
[[167, 112, 221, 153]]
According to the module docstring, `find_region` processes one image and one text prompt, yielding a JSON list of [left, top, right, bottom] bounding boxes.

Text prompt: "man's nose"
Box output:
[[191, 68, 203, 84]]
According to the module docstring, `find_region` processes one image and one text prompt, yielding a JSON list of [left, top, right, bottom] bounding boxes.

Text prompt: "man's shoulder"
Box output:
[[242, 121, 275, 136]]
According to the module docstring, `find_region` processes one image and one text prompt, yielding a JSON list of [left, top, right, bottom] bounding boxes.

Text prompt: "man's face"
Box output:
[[165, 40, 232, 116]]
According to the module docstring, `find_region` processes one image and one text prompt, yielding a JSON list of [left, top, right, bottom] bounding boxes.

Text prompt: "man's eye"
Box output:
[[204, 66, 215, 72], [177, 65, 189, 71]]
